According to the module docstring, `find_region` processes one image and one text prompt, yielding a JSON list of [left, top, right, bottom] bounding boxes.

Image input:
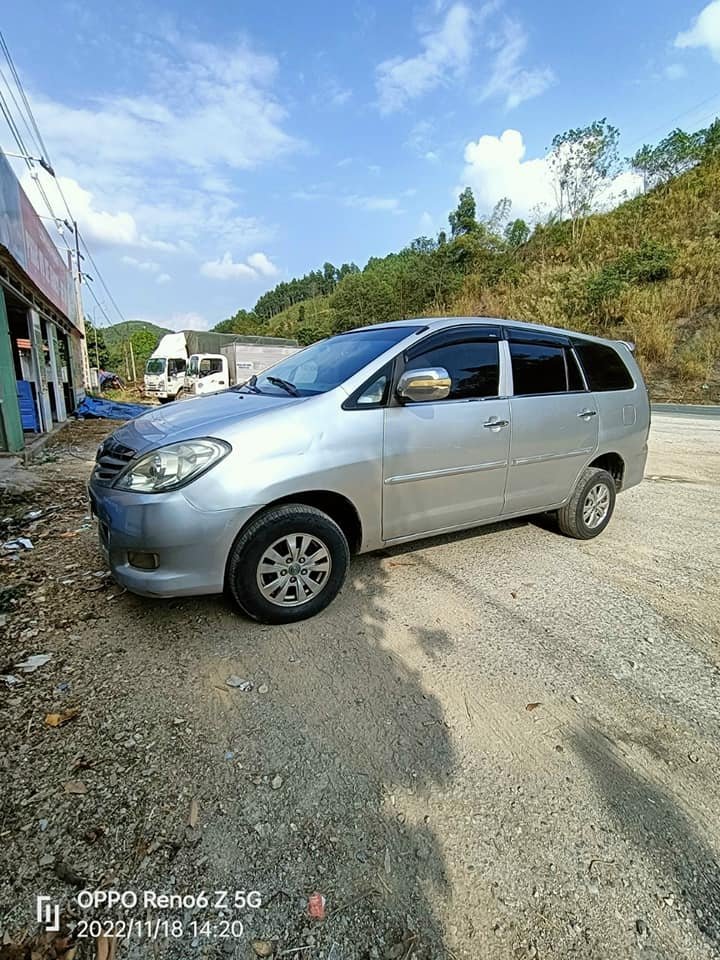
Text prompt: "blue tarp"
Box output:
[[75, 395, 153, 420]]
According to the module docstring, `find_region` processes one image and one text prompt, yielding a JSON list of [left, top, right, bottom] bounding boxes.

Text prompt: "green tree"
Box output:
[[504, 218, 530, 248], [631, 126, 709, 190], [448, 187, 478, 238], [322, 262, 337, 294], [85, 318, 110, 368], [130, 329, 159, 379], [331, 270, 396, 332], [212, 309, 261, 334], [548, 118, 620, 243]]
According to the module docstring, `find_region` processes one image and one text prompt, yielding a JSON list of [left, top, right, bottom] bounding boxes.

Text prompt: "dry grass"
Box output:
[[451, 158, 720, 400]]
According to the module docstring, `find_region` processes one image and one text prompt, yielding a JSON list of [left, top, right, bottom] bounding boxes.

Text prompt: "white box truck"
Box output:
[[145, 331, 299, 402], [184, 338, 300, 397]]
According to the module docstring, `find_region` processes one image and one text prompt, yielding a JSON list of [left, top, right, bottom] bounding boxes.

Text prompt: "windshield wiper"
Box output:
[[233, 374, 262, 394], [266, 376, 299, 397]]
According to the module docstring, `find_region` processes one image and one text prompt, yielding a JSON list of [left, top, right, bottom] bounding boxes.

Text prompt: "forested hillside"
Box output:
[[218, 117, 720, 401], [85, 319, 171, 378]]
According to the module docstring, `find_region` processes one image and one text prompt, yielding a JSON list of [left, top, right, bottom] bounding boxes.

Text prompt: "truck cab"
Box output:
[[184, 354, 229, 395], [144, 356, 187, 403]]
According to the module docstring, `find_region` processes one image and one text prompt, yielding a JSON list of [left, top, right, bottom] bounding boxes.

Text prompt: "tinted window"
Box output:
[[510, 342, 567, 395], [253, 325, 420, 397], [575, 342, 634, 391], [406, 340, 499, 399]]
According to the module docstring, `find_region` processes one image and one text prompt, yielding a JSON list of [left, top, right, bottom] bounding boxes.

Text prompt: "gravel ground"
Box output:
[[0, 412, 718, 960]]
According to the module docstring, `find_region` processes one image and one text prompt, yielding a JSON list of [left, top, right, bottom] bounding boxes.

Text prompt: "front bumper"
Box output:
[[88, 480, 257, 597]]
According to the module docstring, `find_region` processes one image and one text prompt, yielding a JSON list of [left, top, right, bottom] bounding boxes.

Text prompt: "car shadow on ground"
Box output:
[[116, 542, 463, 957]]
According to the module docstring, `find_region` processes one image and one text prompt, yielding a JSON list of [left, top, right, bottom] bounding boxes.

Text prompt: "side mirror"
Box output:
[[396, 367, 451, 403]]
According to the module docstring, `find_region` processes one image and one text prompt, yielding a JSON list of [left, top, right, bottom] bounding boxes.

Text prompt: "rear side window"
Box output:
[[510, 342, 567, 395], [575, 342, 634, 391], [406, 340, 499, 399]]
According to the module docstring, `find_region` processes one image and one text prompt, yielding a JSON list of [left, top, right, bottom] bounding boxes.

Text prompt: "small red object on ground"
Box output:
[[308, 891, 326, 919]]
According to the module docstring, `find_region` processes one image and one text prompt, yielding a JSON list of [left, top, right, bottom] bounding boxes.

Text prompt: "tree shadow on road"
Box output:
[[570, 721, 720, 953]]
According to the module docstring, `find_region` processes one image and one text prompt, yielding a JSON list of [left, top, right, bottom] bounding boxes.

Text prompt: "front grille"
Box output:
[[94, 437, 135, 485]]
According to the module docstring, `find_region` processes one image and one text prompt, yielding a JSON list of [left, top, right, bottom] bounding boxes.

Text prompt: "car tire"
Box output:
[[557, 467, 616, 540], [227, 504, 350, 623]]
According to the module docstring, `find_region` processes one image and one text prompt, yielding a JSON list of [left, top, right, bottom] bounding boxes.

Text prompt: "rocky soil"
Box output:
[[1, 413, 719, 960]]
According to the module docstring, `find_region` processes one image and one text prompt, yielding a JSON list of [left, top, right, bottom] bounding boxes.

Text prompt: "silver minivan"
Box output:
[[89, 318, 650, 623]]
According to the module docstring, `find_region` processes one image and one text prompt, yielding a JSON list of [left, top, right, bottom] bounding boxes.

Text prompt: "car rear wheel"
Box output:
[[557, 467, 616, 539], [227, 504, 350, 623]]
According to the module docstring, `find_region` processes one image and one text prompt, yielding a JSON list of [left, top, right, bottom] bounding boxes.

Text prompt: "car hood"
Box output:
[[111, 390, 303, 454]]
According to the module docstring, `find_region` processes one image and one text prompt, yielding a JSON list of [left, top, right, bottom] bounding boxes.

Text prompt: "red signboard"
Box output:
[[1, 151, 76, 325], [18, 190, 69, 317]]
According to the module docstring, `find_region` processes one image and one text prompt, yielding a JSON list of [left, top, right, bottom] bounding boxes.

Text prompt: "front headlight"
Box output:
[[114, 438, 231, 493]]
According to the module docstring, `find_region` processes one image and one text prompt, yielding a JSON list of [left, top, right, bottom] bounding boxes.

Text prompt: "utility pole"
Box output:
[[92, 307, 100, 369], [128, 337, 137, 382], [71, 220, 92, 392]]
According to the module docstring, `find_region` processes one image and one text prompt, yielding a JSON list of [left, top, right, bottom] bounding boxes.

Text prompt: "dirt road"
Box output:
[[1, 413, 718, 960]]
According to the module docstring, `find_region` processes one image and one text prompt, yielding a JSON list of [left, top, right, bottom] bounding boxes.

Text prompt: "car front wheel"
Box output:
[[557, 466, 616, 539], [227, 504, 350, 623]]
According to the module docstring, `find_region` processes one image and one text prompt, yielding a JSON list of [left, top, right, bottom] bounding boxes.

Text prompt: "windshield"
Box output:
[[252, 325, 422, 397], [145, 358, 165, 375]]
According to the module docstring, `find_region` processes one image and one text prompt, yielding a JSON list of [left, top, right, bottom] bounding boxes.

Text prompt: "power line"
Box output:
[[0, 31, 130, 336], [625, 90, 720, 154], [0, 31, 49, 161], [83, 281, 114, 328], [0, 95, 73, 256], [0, 60, 43, 160], [78, 234, 129, 327]]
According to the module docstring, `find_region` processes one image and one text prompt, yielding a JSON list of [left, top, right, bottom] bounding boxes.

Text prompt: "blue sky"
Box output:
[[2, 0, 720, 330]]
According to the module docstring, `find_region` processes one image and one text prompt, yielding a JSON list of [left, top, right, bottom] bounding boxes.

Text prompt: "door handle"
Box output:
[[577, 409, 597, 419], [484, 418, 509, 428]]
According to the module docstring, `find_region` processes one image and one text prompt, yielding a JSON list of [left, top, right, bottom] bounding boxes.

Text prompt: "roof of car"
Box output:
[[345, 316, 628, 348]]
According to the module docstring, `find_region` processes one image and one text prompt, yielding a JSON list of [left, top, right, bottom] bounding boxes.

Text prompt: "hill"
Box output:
[[233, 166, 719, 401], [214, 117, 720, 402], [101, 320, 171, 346]]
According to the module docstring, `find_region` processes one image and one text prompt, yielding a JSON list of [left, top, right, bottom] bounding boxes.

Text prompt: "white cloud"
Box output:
[[328, 84, 352, 107], [482, 19, 555, 109], [156, 273, 171, 285], [200, 251, 278, 280], [246, 252, 279, 276], [419, 211, 435, 233], [376, 3, 480, 113], [31, 38, 299, 174], [459, 129, 642, 221], [127, 311, 209, 332], [19, 32, 298, 254], [122, 255, 161, 273], [343, 194, 402, 212], [20, 170, 146, 249], [676, 1, 720, 60], [664, 63, 687, 80], [165, 312, 211, 332], [461, 130, 554, 218]]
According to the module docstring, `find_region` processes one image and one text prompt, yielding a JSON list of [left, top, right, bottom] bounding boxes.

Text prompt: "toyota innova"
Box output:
[[89, 318, 650, 623]]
